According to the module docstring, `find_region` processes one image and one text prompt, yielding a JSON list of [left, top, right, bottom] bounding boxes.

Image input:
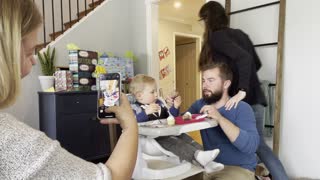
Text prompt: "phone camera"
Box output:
[[113, 74, 119, 78]]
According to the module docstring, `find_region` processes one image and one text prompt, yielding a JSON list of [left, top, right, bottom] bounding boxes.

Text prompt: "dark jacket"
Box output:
[[209, 27, 267, 106]]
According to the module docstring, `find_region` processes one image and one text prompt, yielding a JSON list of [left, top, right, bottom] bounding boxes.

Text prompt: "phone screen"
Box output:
[[97, 73, 121, 119]]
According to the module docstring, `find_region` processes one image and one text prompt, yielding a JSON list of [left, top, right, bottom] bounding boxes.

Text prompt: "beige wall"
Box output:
[[158, 19, 203, 97], [280, 0, 320, 178]]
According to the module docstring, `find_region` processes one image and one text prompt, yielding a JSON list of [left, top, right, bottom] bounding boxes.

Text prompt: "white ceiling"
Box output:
[[159, 0, 206, 24]]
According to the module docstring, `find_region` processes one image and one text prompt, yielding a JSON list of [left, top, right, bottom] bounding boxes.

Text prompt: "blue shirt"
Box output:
[[188, 99, 259, 171]]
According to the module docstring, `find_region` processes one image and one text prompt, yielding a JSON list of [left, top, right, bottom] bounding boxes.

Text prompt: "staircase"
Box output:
[[35, 0, 105, 52]]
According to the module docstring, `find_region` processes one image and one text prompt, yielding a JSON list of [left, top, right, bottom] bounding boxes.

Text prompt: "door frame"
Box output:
[[173, 32, 202, 100]]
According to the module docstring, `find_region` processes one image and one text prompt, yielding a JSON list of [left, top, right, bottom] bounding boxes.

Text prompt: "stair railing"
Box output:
[[34, 0, 104, 51]]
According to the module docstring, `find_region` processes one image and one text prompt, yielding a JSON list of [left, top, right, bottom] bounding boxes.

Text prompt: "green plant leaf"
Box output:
[[37, 46, 56, 76]]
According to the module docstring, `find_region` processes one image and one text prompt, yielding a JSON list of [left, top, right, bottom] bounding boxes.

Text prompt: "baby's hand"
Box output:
[[145, 103, 160, 115], [173, 95, 182, 109], [165, 96, 174, 107], [165, 90, 180, 108]]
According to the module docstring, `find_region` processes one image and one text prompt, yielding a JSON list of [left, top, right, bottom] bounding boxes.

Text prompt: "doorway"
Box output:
[[174, 33, 202, 112], [174, 33, 202, 144]]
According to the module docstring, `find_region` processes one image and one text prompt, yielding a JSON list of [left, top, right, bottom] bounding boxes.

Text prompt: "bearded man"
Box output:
[[187, 62, 260, 180]]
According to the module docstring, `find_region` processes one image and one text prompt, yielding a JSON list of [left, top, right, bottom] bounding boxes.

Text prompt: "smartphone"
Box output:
[[97, 73, 121, 119]]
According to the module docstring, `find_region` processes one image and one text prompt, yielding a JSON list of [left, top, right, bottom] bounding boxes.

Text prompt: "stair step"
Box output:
[[35, 42, 51, 53], [89, 0, 104, 8], [49, 30, 65, 40], [77, 7, 94, 19], [64, 19, 79, 29]]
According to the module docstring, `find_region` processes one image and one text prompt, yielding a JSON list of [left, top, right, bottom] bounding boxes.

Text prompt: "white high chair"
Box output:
[[126, 93, 218, 179], [132, 118, 218, 180]]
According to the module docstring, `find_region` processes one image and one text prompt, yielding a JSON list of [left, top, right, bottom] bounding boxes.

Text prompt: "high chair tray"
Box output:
[[138, 118, 218, 137], [174, 114, 205, 125]]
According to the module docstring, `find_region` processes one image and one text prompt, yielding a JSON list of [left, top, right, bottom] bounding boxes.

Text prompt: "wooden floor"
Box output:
[[188, 130, 203, 145]]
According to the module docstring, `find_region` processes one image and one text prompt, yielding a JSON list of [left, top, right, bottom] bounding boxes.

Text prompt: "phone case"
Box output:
[[97, 73, 121, 119]]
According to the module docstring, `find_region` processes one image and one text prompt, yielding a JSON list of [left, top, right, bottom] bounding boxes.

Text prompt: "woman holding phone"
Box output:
[[0, 0, 138, 179]]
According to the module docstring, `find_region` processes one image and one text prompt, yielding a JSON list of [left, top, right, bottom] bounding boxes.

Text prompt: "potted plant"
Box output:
[[37, 46, 56, 91]]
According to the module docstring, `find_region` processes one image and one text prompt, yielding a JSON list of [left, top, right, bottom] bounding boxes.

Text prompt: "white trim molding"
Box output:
[[145, 0, 160, 85]]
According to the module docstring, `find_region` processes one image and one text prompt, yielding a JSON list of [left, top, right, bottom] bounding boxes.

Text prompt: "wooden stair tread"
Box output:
[[89, 0, 104, 8], [35, 42, 51, 52], [49, 30, 64, 40], [77, 7, 94, 19], [64, 19, 79, 29]]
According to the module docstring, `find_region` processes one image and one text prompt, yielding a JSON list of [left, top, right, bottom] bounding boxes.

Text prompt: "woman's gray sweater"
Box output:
[[0, 113, 111, 179]]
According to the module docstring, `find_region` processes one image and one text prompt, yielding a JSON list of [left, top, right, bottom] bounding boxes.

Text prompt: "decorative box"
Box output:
[[54, 70, 73, 92], [69, 50, 97, 91], [101, 56, 134, 81]]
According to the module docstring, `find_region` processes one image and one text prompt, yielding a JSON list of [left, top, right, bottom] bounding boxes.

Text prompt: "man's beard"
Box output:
[[202, 89, 223, 104]]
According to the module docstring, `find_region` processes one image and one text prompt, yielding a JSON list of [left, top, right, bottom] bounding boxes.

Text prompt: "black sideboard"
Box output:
[[38, 91, 111, 161]]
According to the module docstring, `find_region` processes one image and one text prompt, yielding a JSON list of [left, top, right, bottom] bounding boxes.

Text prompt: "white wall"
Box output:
[[280, 0, 320, 178], [128, 0, 148, 75], [231, 0, 279, 12], [230, 3, 279, 83], [158, 19, 202, 97], [51, 0, 130, 67]]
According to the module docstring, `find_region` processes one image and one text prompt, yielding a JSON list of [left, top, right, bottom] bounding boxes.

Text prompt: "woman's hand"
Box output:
[[225, 90, 246, 110], [100, 93, 137, 130], [103, 93, 138, 180]]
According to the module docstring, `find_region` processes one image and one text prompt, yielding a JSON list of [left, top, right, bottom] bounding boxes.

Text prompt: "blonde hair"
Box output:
[[0, 0, 42, 109], [129, 74, 156, 95]]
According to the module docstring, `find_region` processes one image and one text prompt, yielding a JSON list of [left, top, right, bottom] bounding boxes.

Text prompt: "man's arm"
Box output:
[[232, 103, 260, 153], [201, 103, 259, 153], [186, 100, 202, 114], [215, 116, 240, 142], [201, 105, 240, 142]]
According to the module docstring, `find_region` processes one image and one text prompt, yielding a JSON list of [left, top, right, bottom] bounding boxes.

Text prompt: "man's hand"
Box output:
[[173, 95, 182, 109], [200, 105, 223, 123], [165, 90, 181, 108], [225, 90, 246, 110], [201, 104, 240, 142]]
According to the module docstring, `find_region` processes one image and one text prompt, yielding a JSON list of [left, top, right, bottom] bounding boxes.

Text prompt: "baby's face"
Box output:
[[138, 83, 158, 104]]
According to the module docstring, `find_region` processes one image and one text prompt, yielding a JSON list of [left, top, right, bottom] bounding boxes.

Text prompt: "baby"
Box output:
[[103, 79, 119, 106], [129, 74, 181, 122], [129, 74, 223, 173]]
